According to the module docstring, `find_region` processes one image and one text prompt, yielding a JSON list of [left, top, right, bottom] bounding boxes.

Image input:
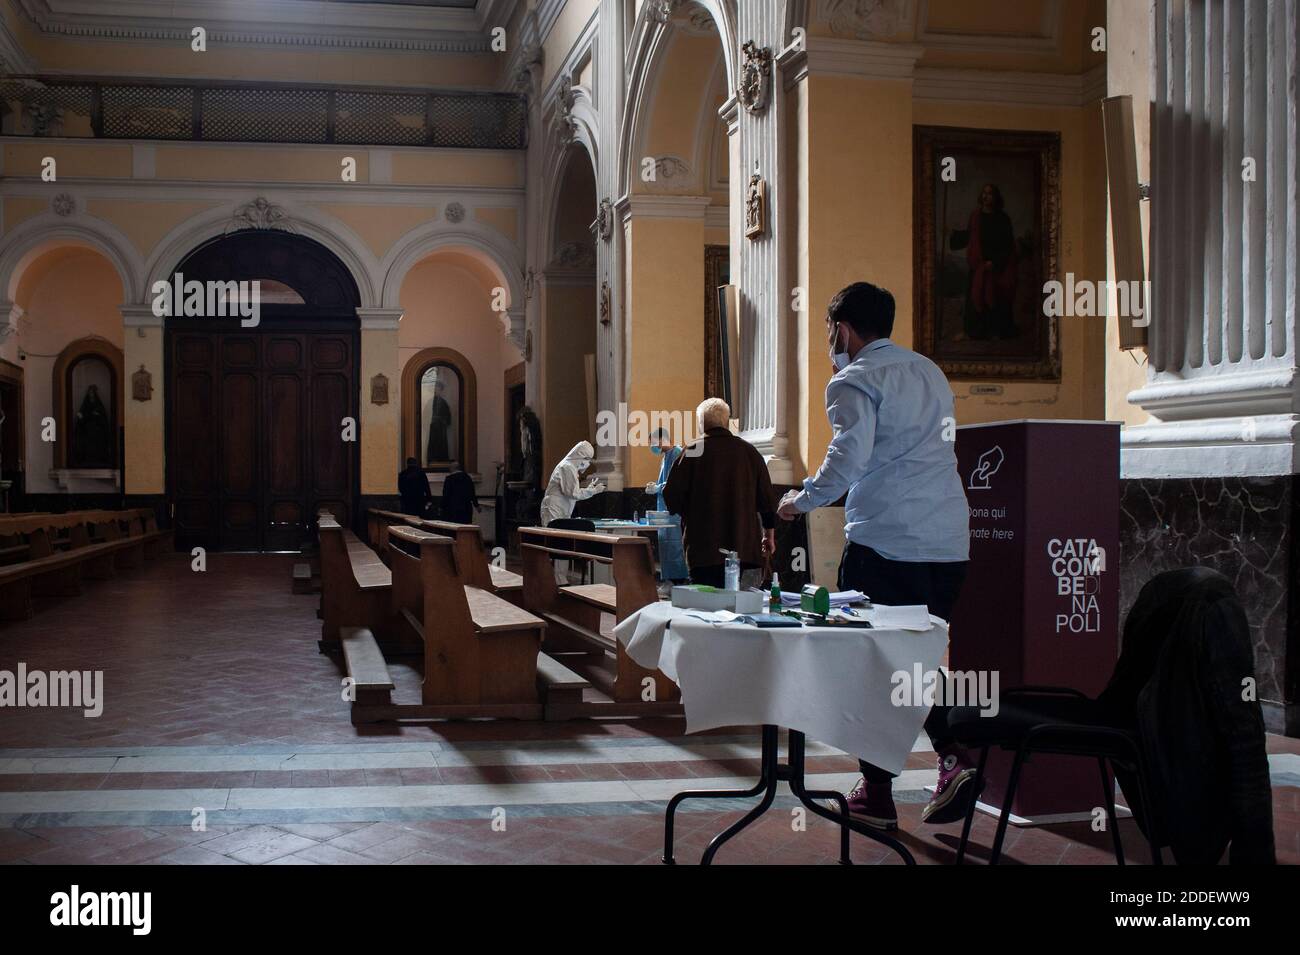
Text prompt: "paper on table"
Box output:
[[864, 604, 932, 631], [680, 609, 746, 625], [777, 589, 867, 608]]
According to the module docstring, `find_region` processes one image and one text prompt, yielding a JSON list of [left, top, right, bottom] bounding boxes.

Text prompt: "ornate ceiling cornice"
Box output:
[[15, 0, 496, 54]]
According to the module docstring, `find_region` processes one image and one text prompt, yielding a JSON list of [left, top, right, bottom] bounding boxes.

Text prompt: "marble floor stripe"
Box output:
[[0, 771, 896, 816], [0, 738, 858, 775], [0, 733, 937, 762]]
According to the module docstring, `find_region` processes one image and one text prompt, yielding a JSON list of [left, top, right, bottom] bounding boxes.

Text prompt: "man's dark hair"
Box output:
[[406, 457, 419, 469], [828, 282, 895, 340]]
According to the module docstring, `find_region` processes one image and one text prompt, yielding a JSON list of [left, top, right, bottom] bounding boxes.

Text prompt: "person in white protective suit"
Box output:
[[540, 440, 605, 526]]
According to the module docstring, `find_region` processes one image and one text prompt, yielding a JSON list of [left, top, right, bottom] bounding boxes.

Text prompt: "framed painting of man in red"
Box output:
[[913, 126, 1062, 380]]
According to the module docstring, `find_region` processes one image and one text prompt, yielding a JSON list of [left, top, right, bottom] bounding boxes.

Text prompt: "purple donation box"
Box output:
[[950, 420, 1120, 822]]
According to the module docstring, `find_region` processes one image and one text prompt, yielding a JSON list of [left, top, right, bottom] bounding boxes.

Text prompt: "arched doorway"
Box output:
[[542, 143, 599, 478], [165, 230, 360, 551]]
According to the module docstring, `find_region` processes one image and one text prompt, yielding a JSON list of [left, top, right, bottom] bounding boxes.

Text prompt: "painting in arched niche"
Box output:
[[419, 361, 463, 469]]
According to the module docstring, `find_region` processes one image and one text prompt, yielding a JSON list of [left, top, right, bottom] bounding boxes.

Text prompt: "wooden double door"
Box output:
[[168, 325, 357, 551]]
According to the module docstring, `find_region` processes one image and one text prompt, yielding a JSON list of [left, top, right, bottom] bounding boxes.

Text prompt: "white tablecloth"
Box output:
[[616, 602, 948, 775]]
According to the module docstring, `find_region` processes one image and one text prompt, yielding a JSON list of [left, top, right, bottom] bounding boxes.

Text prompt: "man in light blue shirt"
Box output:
[[778, 282, 974, 833]]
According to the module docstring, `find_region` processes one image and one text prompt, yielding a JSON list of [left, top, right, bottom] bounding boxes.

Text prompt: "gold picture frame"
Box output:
[[913, 126, 1062, 380]]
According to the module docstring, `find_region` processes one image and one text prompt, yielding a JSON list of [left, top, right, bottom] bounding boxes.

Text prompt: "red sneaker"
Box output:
[[921, 749, 980, 824], [826, 777, 898, 830]]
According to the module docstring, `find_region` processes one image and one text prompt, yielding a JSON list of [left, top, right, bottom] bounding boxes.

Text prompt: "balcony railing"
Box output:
[[0, 75, 527, 150]]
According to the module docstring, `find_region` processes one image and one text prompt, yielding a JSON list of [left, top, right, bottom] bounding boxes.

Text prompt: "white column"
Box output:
[[1125, 0, 1300, 478], [735, 0, 793, 483], [594, 0, 627, 492]]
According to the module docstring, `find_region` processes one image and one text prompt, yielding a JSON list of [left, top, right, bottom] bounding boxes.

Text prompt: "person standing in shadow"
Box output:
[[398, 457, 432, 517], [440, 460, 480, 525]]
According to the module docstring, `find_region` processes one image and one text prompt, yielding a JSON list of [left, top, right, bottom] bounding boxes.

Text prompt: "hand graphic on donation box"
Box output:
[[967, 445, 1004, 491]]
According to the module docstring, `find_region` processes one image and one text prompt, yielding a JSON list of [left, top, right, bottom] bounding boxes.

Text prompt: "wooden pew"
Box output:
[[368, 508, 522, 605], [0, 511, 161, 621], [518, 526, 678, 715], [343, 525, 553, 723], [317, 512, 392, 649]]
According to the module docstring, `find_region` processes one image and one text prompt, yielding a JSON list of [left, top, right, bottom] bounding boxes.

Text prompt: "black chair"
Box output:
[[948, 687, 1162, 865]]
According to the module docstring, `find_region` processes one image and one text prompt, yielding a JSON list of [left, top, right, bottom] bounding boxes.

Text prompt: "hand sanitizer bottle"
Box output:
[[769, 572, 781, 611], [721, 549, 740, 591]]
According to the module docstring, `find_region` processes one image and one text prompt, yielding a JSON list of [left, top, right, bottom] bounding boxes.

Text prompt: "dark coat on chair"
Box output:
[[1099, 567, 1275, 865]]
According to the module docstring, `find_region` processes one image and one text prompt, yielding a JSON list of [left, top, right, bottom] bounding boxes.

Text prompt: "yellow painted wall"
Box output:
[[12, 250, 125, 493], [124, 327, 164, 494], [790, 75, 1108, 483], [912, 98, 1108, 426], [796, 76, 915, 483], [360, 328, 400, 495], [3, 197, 50, 232], [153, 147, 368, 183], [2, 142, 133, 179], [85, 200, 220, 259], [542, 281, 597, 479], [474, 207, 519, 245], [392, 151, 525, 188], [315, 203, 437, 260], [398, 259, 520, 484], [624, 215, 705, 486]]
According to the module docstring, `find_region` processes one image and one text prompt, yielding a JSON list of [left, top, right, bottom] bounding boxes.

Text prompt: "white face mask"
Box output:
[[829, 324, 851, 372]]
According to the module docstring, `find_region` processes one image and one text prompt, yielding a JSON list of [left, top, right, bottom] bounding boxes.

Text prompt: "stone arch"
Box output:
[[143, 201, 380, 309], [619, 0, 737, 199], [0, 215, 144, 305], [380, 221, 524, 318]]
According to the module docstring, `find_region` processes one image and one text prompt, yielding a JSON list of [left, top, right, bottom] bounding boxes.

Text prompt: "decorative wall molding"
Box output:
[[227, 196, 293, 232], [739, 41, 773, 114], [781, 36, 924, 85], [617, 194, 712, 220], [547, 240, 597, 272], [913, 64, 1107, 107], [818, 0, 917, 40], [648, 155, 692, 183]]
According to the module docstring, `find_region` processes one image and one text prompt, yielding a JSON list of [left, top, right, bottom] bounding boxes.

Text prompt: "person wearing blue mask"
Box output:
[[645, 428, 688, 582], [778, 282, 970, 833]]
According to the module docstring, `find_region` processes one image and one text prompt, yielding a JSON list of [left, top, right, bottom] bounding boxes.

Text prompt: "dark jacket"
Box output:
[[663, 426, 777, 569], [1099, 567, 1275, 865], [440, 469, 478, 525], [398, 465, 432, 517]]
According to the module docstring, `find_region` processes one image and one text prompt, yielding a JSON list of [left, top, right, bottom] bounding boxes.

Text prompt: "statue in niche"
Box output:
[[425, 378, 453, 465], [745, 172, 767, 239], [518, 405, 543, 489], [72, 383, 113, 468]]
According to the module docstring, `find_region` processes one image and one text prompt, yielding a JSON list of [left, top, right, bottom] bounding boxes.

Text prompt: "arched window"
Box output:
[[53, 338, 123, 471], [401, 347, 477, 474]]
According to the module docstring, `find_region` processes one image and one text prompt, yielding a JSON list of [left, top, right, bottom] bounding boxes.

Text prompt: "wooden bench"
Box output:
[[317, 512, 392, 648], [368, 508, 523, 605], [0, 509, 172, 622], [342, 524, 555, 722], [519, 526, 678, 715]]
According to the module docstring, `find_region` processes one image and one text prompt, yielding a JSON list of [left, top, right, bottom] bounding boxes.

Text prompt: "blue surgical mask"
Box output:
[[830, 325, 851, 371], [651, 446, 662, 456]]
